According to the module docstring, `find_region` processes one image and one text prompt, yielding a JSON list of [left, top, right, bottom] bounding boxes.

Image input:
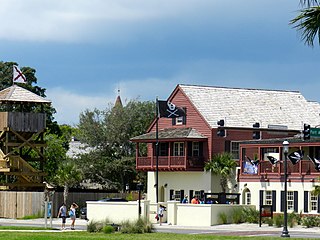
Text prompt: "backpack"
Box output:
[[69, 210, 74, 217]]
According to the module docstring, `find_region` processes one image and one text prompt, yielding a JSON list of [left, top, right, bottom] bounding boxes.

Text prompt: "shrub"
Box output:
[[218, 212, 228, 224], [231, 208, 244, 224], [87, 220, 104, 233], [273, 214, 283, 227], [263, 217, 274, 226], [120, 218, 153, 234], [103, 225, 115, 234], [288, 212, 298, 228], [301, 215, 320, 228], [242, 207, 259, 224]]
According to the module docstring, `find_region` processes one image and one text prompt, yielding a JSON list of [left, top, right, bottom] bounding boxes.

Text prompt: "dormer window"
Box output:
[[172, 107, 187, 126]]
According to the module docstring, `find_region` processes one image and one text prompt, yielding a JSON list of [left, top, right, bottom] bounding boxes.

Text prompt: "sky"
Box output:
[[1, 0, 319, 126]]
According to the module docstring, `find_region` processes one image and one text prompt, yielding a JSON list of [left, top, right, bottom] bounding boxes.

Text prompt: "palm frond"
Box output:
[[300, 0, 319, 7], [290, 6, 320, 47]]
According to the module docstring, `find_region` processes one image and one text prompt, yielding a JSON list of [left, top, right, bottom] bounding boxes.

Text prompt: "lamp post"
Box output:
[[281, 140, 290, 238], [137, 182, 144, 217]]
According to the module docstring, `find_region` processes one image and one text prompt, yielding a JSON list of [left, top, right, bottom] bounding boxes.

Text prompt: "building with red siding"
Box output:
[[131, 84, 320, 212]]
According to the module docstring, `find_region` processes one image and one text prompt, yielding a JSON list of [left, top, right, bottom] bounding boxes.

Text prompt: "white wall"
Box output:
[[147, 171, 221, 202], [86, 201, 147, 222], [239, 181, 317, 213]]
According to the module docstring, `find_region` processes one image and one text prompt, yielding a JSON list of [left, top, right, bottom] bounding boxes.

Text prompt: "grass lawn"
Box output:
[[0, 231, 312, 240]]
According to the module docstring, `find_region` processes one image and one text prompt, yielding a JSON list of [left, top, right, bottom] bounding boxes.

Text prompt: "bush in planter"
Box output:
[[218, 212, 228, 224], [120, 218, 153, 234], [87, 220, 104, 233], [231, 208, 244, 224], [242, 207, 259, 224], [103, 225, 115, 234], [273, 214, 283, 227]]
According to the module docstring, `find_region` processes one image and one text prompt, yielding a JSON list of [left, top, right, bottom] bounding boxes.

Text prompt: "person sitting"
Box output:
[[191, 196, 200, 204]]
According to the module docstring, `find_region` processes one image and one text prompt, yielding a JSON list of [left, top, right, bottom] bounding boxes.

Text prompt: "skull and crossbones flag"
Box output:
[[158, 100, 185, 118], [288, 150, 304, 165]]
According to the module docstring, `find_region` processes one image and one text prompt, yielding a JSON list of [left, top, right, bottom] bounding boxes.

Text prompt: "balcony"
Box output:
[[136, 155, 205, 171]]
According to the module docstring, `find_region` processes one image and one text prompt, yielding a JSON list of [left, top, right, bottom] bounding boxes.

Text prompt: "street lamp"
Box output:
[[137, 182, 144, 217], [281, 140, 290, 238]]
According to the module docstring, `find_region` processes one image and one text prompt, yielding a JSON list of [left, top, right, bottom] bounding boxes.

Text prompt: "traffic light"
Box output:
[[252, 122, 260, 139], [217, 119, 225, 137], [303, 123, 311, 140]]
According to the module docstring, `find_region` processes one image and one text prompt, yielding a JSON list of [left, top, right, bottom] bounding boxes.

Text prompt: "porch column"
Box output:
[[168, 142, 171, 168], [184, 141, 187, 166]]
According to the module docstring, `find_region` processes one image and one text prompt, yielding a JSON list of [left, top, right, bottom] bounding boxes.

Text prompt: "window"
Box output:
[[192, 142, 199, 157], [173, 190, 181, 201], [231, 142, 240, 159], [310, 193, 318, 212], [264, 191, 272, 205], [176, 116, 183, 125], [159, 143, 168, 156], [245, 191, 251, 205], [287, 191, 294, 211], [173, 142, 184, 156]]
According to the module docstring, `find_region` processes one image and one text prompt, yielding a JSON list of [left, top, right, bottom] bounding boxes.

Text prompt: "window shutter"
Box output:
[[170, 189, 174, 200], [182, 107, 187, 125], [172, 117, 176, 125], [304, 191, 309, 213], [281, 191, 284, 212], [259, 190, 264, 206], [187, 142, 192, 156], [189, 190, 194, 202], [200, 190, 205, 199], [225, 140, 231, 152], [199, 142, 203, 157], [180, 190, 184, 203], [294, 191, 298, 212], [272, 191, 276, 212]]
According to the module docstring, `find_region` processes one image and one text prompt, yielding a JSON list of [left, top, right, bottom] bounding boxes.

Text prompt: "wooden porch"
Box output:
[[136, 155, 205, 171]]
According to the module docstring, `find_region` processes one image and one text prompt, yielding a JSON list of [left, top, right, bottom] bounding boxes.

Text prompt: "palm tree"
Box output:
[[55, 158, 83, 204], [204, 152, 237, 193], [311, 177, 320, 195], [290, 0, 320, 47]]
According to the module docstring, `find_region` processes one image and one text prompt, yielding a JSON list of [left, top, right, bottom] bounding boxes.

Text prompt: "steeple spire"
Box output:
[[115, 88, 123, 107]]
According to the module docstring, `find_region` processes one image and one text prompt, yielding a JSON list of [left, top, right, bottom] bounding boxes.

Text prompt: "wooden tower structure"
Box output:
[[0, 85, 51, 190]]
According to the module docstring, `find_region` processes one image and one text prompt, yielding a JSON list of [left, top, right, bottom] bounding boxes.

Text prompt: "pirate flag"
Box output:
[[266, 156, 279, 165], [158, 100, 185, 118], [307, 155, 320, 171], [288, 150, 304, 165], [246, 156, 259, 166]]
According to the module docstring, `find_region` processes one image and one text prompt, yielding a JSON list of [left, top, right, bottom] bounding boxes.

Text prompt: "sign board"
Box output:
[[259, 205, 273, 227], [311, 128, 320, 138]]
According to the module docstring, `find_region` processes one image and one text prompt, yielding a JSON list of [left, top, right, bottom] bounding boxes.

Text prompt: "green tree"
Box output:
[[77, 99, 154, 191], [290, 0, 320, 47], [54, 159, 83, 204], [204, 152, 237, 193]]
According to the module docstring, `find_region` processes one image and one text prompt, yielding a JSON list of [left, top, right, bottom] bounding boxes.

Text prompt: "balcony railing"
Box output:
[[136, 156, 204, 171], [246, 160, 319, 176]]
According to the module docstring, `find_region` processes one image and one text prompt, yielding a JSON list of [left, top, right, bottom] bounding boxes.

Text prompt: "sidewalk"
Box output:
[[1, 218, 320, 238]]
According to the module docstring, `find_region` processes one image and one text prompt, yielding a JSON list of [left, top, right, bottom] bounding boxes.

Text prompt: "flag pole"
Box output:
[[156, 97, 159, 203]]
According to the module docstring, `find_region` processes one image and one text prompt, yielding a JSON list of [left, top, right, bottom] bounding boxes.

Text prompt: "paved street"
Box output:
[[1, 218, 320, 238]]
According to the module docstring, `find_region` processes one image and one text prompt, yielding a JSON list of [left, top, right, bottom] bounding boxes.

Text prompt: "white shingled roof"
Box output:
[[179, 85, 320, 130], [0, 85, 51, 103]]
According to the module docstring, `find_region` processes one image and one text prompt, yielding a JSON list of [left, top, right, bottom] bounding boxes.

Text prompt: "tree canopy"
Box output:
[[76, 99, 155, 191], [204, 152, 237, 193]]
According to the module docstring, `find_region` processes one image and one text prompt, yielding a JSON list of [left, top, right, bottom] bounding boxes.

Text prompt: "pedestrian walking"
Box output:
[[69, 202, 78, 230], [57, 203, 67, 230]]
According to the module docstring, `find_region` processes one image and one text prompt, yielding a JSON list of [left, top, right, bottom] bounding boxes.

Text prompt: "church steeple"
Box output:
[[115, 88, 123, 107]]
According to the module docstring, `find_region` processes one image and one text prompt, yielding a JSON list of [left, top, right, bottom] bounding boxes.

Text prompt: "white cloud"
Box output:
[[46, 87, 113, 125], [0, 0, 218, 43]]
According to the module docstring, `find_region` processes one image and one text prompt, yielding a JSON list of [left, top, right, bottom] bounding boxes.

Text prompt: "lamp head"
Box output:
[[283, 140, 289, 154]]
